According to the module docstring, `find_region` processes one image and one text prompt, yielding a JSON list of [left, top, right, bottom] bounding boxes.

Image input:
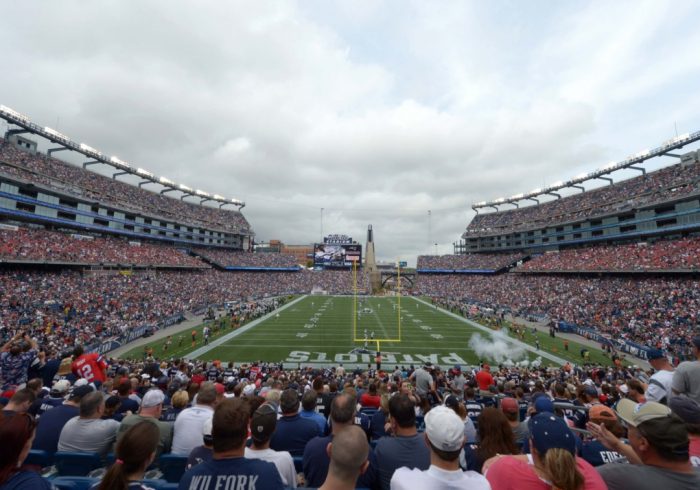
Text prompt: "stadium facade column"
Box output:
[[364, 224, 381, 293]]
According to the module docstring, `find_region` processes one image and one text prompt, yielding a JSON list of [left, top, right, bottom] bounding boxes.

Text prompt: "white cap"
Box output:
[[243, 384, 256, 396], [74, 378, 89, 387], [141, 374, 151, 380], [141, 389, 165, 408], [51, 379, 71, 394], [425, 406, 465, 452]]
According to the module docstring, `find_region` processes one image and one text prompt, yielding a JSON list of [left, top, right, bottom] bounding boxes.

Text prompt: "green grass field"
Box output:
[[122, 296, 613, 368]]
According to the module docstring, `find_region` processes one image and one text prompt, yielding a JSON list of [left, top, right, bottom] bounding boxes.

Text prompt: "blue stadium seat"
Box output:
[[158, 454, 188, 483], [292, 455, 303, 474], [25, 449, 53, 468], [53, 452, 102, 476], [50, 476, 98, 490]]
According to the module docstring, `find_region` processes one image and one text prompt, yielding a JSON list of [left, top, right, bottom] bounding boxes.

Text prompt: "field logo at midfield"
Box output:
[[285, 350, 468, 365]]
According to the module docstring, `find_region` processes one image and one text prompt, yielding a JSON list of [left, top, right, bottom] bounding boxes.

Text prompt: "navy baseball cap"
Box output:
[[528, 412, 576, 456], [534, 396, 554, 414], [647, 349, 665, 361], [669, 396, 700, 425]]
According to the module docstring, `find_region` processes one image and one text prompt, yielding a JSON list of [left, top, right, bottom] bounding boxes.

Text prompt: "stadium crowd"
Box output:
[[520, 236, 700, 272], [417, 253, 525, 271], [0, 139, 250, 234], [1, 337, 699, 489], [414, 274, 699, 360], [193, 248, 300, 268], [0, 268, 369, 355], [465, 160, 700, 237], [0, 226, 206, 268]]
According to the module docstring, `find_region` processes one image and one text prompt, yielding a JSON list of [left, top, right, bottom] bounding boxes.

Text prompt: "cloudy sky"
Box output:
[[2, 0, 700, 264]]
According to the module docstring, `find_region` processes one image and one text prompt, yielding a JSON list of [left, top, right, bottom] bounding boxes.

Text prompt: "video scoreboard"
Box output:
[[314, 243, 362, 268]]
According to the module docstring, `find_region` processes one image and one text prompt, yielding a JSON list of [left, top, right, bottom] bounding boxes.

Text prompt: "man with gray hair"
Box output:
[[57, 391, 120, 457], [319, 426, 370, 490]]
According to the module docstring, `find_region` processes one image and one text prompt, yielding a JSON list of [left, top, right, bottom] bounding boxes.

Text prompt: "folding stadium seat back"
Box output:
[[158, 454, 188, 483], [292, 455, 304, 474], [53, 452, 102, 476], [50, 476, 99, 490], [24, 449, 53, 468]]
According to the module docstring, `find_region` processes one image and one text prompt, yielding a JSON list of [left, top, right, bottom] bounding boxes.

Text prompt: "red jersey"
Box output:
[[475, 370, 494, 391], [71, 353, 107, 383]]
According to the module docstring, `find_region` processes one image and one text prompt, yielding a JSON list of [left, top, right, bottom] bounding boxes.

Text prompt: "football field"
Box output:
[[122, 295, 612, 368]]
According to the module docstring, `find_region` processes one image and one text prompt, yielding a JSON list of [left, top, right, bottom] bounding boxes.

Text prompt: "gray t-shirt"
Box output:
[[597, 462, 700, 490], [375, 433, 431, 490], [672, 361, 700, 404], [413, 369, 432, 396], [512, 421, 529, 444], [58, 417, 120, 456]]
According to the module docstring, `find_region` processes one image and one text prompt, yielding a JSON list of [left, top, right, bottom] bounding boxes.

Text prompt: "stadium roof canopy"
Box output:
[[0, 104, 245, 209], [472, 130, 700, 212]]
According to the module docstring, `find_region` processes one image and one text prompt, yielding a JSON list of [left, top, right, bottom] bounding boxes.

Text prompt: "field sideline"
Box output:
[[122, 295, 613, 367]]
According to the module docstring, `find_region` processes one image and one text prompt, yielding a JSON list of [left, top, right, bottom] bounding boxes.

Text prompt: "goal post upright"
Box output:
[[353, 259, 357, 340], [397, 258, 401, 342]]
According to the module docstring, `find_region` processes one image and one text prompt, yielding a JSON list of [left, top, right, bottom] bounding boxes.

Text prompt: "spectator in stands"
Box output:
[[672, 336, 700, 404], [58, 391, 120, 457], [299, 389, 326, 435], [186, 418, 213, 471], [463, 407, 520, 473], [580, 405, 625, 467], [646, 350, 675, 404], [179, 398, 285, 490], [391, 405, 489, 489], [269, 389, 320, 457], [476, 364, 494, 397], [593, 399, 700, 489], [319, 425, 370, 490], [32, 384, 92, 453], [409, 363, 435, 398], [171, 382, 217, 456], [485, 412, 605, 490], [0, 412, 52, 489], [160, 389, 189, 423], [444, 395, 477, 444], [96, 420, 160, 490], [360, 383, 381, 408], [102, 396, 124, 422], [30, 380, 70, 418], [115, 380, 139, 416], [71, 345, 107, 386], [244, 403, 297, 488], [117, 389, 172, 457], [1, 388, 36, 416], [500, 396, 529, 444], [0, 332, 38, 390], [375, 393, 430, 490], [303, 393, 377, 489]]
